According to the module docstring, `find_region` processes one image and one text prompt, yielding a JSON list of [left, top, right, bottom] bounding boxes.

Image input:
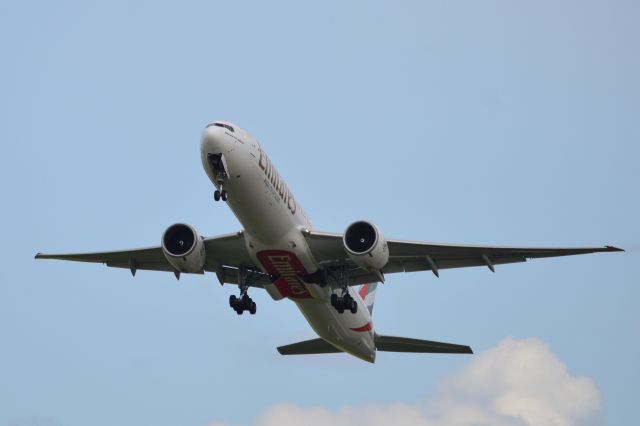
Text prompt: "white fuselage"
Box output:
[[200, 122, 375, 362]]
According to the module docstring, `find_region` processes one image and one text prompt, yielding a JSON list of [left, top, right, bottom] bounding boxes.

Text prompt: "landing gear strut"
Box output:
[[229, 267, 257, 315]]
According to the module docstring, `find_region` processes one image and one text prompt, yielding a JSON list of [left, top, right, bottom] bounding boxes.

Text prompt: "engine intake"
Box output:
[[343, 221, 389, 272], [161, 223, 206, 273], [345, 221, 378, 254]]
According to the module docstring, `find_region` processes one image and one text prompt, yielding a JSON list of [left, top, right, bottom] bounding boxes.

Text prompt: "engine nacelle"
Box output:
[[161, 223, 206, 273], [343, 221, 389, 272]]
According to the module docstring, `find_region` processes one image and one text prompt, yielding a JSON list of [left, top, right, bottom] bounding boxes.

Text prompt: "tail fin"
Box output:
[[359, 283, 377, 314]]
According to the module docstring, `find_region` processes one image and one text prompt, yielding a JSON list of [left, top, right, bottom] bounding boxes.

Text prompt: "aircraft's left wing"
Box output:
[[35, 232, 270, 286], [305, 230, 623, 284]]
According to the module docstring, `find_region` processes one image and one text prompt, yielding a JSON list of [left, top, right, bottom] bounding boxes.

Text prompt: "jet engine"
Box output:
[[161, 223, 206, 273], [343, 221, 389, 272]]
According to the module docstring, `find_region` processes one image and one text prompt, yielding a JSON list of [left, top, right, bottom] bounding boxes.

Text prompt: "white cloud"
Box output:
[[430, 337, 601, 426], [210, 337, 601, 426]]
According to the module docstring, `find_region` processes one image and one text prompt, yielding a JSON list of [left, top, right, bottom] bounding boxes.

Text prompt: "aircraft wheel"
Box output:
[[229, 295, 237, 308], [249, 301, 257, 315], [350, 301, 357, 314], [330, 293, 338, 307], [337, 306, 344, 314], [214, 190, 221, 201], [221, 190, 228, 201], [236, 306, 243, 315], [242, 294, 251, 309]]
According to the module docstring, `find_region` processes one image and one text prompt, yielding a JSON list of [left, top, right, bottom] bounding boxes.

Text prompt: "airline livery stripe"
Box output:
[[350, 322, 373, 332], [359, 284, 369, 299]]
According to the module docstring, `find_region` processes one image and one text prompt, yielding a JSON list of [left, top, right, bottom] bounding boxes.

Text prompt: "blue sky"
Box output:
[[1, 1, 638, 425]]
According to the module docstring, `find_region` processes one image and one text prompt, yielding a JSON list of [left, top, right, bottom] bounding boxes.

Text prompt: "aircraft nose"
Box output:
[[201, 123, 229, 154]]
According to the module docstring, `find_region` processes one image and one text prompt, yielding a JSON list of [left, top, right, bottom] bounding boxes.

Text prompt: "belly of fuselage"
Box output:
[[296, 290, 376, 363], [201, 126, 375, 362]]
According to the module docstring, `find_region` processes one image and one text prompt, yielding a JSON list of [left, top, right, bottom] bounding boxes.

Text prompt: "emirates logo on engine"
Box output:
[[256, 250, 312, 299]]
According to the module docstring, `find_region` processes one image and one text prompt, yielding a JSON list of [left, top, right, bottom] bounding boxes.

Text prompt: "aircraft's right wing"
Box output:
[[305, 230, 623, 284], [35, 232, 272, 287]]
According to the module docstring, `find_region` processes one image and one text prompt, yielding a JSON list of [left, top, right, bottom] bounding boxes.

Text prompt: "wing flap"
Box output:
[[375, 334, 473, 354], [105, 261, 177, 273], [277, 338, 342, 355], [384, 255, 528, 273]]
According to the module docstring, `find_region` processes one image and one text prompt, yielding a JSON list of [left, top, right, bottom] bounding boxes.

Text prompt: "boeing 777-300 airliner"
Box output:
[[36, 121, 623, 362]]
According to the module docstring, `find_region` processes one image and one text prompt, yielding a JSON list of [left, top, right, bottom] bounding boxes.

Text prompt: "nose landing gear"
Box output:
[[208, 153, 229, 202], [214, 176, 228, 202], [214, 188, 228, 202]]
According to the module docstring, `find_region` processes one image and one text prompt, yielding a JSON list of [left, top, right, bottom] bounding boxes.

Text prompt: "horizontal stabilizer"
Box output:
[[375, 334, 472, 354], [277, 338, 342, 355]]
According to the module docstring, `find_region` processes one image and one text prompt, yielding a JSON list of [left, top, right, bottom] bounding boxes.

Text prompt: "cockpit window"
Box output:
[[206, 122, 235, 133]]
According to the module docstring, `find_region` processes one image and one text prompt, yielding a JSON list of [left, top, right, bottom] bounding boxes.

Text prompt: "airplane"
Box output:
[[35, 121, 623, 363]]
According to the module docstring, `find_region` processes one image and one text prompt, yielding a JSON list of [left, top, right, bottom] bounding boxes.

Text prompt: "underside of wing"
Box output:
[[304, 230, 623, 284], [35, 232, 268, 286], [35, 245, 173, 272]]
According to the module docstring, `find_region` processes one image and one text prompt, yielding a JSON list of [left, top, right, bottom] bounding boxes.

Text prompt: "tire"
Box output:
[[236, 306, 243, 315], [214, 190, 221, 201], [350, 301, 357, 314], [221, 190, 228, 201], [330, 293, 338, 307], [229, 295, 237, 308], [249, 301, 257, 315], [337, 306, 344, 314], [242, 294, 251, 309]]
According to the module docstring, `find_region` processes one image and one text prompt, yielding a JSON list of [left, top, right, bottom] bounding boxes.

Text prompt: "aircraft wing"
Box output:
[[305, 230, 623, 284], [35, 232, 270, 286]]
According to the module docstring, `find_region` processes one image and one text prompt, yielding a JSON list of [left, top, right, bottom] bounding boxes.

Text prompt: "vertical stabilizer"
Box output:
[[358, 283, 377, 314]]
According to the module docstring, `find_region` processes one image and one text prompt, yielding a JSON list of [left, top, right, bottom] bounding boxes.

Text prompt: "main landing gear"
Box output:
[[229, 267, 257, 315], [330, 291, 357, 314], [326, 267, 357, 314], [229, 293, 256, 315]]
